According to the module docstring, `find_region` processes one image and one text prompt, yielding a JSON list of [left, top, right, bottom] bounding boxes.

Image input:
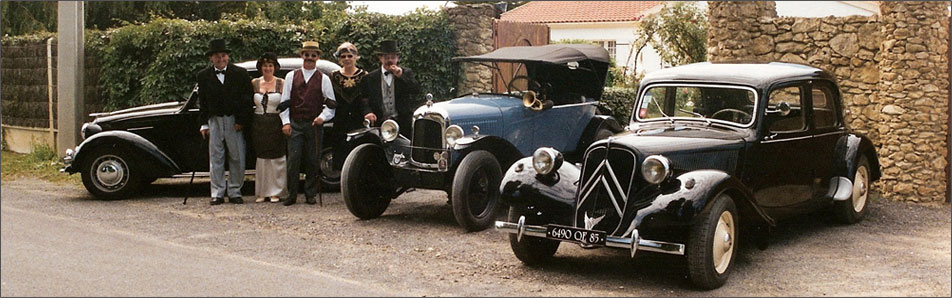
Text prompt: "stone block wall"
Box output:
[[446, 4, 495, 95], [708, 1, 950, 203]]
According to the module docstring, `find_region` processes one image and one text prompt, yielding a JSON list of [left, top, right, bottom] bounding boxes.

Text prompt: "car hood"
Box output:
[[599, 125, 747, 173], [428, 94, 523, 134], [91, 101, 184, 124]]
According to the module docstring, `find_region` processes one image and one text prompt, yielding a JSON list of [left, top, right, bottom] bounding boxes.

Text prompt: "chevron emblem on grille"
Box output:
[[576, 159, 629, 217]]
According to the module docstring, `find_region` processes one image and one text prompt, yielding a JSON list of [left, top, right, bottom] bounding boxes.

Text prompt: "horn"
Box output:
[[523, 91, 543, 111]]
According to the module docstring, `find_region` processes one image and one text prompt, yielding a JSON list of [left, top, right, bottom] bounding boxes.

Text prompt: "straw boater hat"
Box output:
[[298, 41, 323, 55], [205, 39, 230, 56]]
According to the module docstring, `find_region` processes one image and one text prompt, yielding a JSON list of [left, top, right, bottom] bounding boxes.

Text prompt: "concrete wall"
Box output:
[[707, 1, 950, 203], [549, 21, 664, 74]]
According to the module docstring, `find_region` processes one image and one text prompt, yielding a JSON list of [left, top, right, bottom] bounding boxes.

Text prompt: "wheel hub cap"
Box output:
[[713, 210, 735, 274], [853, 166, 869, 212], [97, 161, 124, 187]]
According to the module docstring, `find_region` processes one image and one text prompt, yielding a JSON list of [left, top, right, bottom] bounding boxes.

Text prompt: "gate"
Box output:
[[492, 20, 549, 93]]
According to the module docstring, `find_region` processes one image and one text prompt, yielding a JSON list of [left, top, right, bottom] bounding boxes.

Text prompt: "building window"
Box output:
[[593, 40, 616, 60]]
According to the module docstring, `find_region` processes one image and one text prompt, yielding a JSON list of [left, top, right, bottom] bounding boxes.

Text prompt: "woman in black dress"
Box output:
[[328, 42, 369, 171]]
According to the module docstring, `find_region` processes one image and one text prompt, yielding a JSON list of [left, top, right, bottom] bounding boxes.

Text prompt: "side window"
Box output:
[[812, 85, 837, 129], [766, 85, 805, 133]]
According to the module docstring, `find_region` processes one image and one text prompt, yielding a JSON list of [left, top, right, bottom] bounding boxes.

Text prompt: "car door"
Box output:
[[747, 82, 816, 219], [805, 80, 847, 202], [171, 88, 211, 172]]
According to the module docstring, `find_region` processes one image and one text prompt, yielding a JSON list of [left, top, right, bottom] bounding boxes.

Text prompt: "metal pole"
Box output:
[[56, 1, 84, 157]]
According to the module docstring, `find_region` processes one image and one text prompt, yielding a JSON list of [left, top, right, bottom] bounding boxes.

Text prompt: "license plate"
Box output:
[[546, 225, 606, 246]]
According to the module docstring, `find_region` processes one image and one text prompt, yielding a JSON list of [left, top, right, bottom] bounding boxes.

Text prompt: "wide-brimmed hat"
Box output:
[[205, 39, 230, 56], [298, 41, 323, 55], [374, 40, 401, 56], [256, 52, 280, 71]]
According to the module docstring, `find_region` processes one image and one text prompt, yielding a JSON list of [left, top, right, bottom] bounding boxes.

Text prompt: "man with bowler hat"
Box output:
[[359, 39, 421, 137], [196, 39, 254, 205], [278, 41, 337, 206]]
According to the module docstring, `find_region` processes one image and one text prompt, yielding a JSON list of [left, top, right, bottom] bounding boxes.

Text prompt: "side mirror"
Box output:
[[776, 102, 791, 116]]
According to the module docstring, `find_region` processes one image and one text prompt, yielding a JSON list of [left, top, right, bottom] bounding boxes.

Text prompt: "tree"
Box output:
[[636, 2, 707, 67], [1, 1, 56, 36]]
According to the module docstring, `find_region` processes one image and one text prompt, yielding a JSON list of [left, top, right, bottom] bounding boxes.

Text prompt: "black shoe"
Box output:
[[230, 197, 244, 204], [305, 197, 316, 205], [210, 197, 224, 205], [283, 197, 296, 206]]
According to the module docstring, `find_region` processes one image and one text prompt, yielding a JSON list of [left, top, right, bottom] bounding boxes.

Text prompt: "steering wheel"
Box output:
[[507, 75, 543, 94], [711, 108, 752, 123]]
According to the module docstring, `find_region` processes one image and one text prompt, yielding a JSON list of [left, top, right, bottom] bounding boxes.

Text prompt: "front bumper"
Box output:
[[495, 216, 685, 257], [60, 147, 77, 173]]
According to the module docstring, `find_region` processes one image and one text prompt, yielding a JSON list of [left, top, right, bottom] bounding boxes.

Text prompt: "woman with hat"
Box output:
[[251, 52, 288, 203], [328, 42, 368, 171]]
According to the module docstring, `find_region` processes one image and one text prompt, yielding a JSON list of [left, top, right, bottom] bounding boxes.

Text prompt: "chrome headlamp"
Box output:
[[641, 155, 671, 184], [380, 120, 399, 142], [532, 147, 563, 175], [444, 125, 463, 147]]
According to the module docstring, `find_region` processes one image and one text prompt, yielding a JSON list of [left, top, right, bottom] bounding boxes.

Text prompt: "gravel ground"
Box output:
[[2, 177, 949, 296]]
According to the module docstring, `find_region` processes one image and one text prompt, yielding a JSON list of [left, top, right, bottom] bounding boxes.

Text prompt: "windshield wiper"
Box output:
[[649, 97, 674, 124], [678, 108, 712, 126]]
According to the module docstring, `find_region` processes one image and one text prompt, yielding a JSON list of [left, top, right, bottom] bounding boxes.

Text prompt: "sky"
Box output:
[[347, 1, 457, 15]]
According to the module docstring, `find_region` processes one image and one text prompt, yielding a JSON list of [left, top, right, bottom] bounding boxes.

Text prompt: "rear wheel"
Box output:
[[80, 147, 143, 200], [508, 206, 559, 265], [833, 156, 870, 224], [686, 192, 738, 290], [319, 147, 341, 192], [451, 151, 504, 231], [341, 143, 394, 219]]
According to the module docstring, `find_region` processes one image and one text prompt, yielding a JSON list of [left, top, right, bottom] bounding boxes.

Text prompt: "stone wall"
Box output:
[[446, 4, 495, 95], [708, 1, 950, 203]]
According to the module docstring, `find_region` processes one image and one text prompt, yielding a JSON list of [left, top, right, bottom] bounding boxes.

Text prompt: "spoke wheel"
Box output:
[[451, 151, 504, 231], [341, 144, 394, 219], [319, 147, 341, 191]]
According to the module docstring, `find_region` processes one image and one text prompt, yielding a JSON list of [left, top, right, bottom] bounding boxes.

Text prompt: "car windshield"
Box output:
[[635, 84, 757, 126]]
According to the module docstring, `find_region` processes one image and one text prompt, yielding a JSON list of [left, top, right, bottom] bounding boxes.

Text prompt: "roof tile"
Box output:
[[500, 1, 664, 23]]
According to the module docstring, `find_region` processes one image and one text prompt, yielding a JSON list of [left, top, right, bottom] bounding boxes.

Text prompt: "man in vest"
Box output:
[[279, 41, 337, 206]]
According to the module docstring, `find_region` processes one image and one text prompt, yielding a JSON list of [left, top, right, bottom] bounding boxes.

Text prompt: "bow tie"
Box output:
[[215, 69, 226, 75], [384, 71, 392, 76]]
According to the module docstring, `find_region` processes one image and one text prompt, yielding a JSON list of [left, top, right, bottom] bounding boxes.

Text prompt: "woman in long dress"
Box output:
[[329, 42, 369, 171], [251, 52, 288, 203]]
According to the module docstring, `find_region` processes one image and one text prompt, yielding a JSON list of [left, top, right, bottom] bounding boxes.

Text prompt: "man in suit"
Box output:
[[196, 39, 254, 205], [278, 41, 337, 206], [360, 39, 421, 138]]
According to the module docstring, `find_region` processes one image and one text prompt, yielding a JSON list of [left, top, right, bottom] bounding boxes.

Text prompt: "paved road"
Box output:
[[1, 177, 950, 296]]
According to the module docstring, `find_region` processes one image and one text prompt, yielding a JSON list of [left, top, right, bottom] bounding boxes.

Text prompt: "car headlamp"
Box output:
[[444, 125, 463, 147], [641, 155, 671, 184], [532, 147, 563, 175], [380, 120, 399, 142]]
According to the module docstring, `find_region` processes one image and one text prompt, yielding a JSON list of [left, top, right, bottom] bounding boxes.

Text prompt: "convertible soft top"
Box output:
[[452, 44, 611, 64]]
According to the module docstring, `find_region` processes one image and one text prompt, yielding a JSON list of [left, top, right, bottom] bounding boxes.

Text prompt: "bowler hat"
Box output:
[[375, 40, 401, 56], [256, 52, 280, 71], [205, 39, 231, 56], [298, 41, 323, 55]]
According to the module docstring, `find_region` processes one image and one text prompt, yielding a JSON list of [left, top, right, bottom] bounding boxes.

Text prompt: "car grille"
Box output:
[[575, 145, 639, 236], [411, 117, 444, 164]]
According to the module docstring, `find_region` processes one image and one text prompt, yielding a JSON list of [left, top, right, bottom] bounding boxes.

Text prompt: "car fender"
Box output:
[[498, 156, 579, 226], [453, 135, 523, 170], [833, 133, 882, 181], [345, 127, 383, 147], [70, 131, 180, 177], [632, 170, 774, 238], [570, 115, 622, 161]]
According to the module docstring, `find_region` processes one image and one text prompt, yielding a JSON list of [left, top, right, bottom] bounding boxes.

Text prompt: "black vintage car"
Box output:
[[494, 62, 881, 289], [62, 58, 342, 199]]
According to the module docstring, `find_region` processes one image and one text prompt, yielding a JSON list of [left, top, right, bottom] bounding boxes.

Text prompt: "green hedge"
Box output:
[[71, 10, 457, 111], [601, 87, 637, 123]]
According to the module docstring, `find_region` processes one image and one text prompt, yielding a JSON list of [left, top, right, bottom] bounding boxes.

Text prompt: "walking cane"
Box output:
[[315, 125, 323, 207], [182, 170, 196, 205]]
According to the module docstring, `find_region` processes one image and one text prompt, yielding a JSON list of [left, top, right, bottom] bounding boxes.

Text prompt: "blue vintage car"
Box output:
[[341, 44, 623, 231]]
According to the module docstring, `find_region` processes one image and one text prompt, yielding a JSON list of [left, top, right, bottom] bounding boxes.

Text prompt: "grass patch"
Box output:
[[1, 144, 82, 185]]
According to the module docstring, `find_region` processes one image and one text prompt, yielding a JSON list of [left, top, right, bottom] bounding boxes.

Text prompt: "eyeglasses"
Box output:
[[339, 55, 354, 59], [301, 53, 319, 58]]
